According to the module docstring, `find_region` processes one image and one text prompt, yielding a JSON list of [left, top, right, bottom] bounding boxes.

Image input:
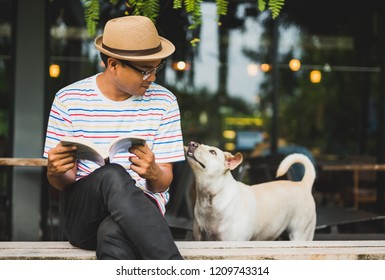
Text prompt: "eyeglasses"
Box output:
[[119, 60, 166, 80]]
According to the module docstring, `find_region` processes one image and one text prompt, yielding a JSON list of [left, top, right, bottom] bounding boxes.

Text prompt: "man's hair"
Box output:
[[100, 53, 109, 67]]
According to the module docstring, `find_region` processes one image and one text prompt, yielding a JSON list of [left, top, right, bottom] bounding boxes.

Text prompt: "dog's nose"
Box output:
[[187, 141, 199, 155], [188, 141, 199, 148]]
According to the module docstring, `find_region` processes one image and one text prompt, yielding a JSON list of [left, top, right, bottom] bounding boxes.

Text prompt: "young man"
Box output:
[[43, 16, 185, 259]]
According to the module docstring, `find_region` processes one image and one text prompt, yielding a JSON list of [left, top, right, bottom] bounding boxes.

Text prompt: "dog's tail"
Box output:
[[276, 153, 316, 187]]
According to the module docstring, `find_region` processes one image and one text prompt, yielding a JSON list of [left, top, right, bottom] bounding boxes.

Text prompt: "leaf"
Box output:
[[183, 0, 203, 30], [258, 0, 267, 12], [173, 0, 182, 9], [136, 0, 160, 21], [190, 37, 200, 47], [268, 0, 285, 19], [83, 0, 100, 37], [216, 0, 228, 17]]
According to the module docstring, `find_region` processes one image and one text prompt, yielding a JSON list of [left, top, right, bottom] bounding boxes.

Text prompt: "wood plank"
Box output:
[[1, 241, 385, 260], [0, 242, 96, 260], [178, 241, 385, 260], [176, 240, 385, 248], [0, 158, 47, 167]]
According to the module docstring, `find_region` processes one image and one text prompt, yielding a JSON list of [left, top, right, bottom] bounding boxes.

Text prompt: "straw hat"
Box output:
[[94, 16, 175, 61]]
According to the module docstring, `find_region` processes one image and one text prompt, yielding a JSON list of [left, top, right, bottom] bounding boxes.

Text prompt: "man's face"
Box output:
[[113, 59, 163, 97]]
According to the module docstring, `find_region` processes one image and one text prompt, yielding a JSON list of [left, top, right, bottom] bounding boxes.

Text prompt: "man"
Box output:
[[43, 16, 185, 260]]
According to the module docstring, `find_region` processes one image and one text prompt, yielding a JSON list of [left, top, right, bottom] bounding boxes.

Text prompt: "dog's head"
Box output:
[[184, 141, 243, 177]]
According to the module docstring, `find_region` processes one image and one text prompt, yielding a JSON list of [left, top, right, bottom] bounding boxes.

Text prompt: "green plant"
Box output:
[[83, 0, 100, 36], [258, 0, 285, 19], [83, 0, 285, 41]]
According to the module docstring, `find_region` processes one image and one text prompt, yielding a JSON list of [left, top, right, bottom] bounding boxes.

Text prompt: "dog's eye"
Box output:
[[209, 150, 217, 156]]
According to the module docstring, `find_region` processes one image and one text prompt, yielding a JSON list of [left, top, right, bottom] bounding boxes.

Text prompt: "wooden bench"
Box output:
[[1, 241, 385, 260], [0, 158, 48, 167]]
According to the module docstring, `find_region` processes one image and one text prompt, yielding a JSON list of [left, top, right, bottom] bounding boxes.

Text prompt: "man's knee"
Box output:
[[99, 163, 129, 179], [95, 163, 137, 192], [97, 216, 138, 259]]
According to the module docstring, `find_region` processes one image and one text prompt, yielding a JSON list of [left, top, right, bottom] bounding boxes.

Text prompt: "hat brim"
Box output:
[[94, 35, 175, 61]]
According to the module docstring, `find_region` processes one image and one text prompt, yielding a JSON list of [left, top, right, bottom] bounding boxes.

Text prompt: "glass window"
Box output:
[[166, 2, 381, 159]]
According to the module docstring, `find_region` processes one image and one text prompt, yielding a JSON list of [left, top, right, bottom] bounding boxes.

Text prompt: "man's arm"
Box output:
[[47, 143, 78, 191], [145, 163, 173, 193], [129, 144, 173, 193]]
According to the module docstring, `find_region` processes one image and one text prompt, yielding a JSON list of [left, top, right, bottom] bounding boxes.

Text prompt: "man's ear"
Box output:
[[108, 58, 117, 69]]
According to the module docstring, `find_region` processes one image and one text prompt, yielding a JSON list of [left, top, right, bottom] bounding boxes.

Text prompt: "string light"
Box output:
[[310, 70, 322, 83], [260, 63, 271, 72], [49, 64, 60, 78], [289, 59, 301, 71], [172, 61, 190, 71]]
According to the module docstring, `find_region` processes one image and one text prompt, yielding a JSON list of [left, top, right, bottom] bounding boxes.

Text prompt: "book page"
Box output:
[[108, 136, 146, 159], [61, 137, 106, 166]]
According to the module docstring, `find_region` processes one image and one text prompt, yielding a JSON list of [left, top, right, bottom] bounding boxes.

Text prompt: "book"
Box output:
[[60, 136, 146, 166]]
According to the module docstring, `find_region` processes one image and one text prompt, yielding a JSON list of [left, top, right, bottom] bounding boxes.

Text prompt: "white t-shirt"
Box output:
[[43, 74, 185, 214]]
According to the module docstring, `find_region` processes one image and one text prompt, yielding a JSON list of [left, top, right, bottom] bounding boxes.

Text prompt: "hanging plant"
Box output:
[[83, 0, 100, 36], [82, 0, 285, 40]]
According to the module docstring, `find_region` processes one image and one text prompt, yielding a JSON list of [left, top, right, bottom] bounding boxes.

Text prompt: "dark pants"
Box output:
[[62, 163, 183, 260]]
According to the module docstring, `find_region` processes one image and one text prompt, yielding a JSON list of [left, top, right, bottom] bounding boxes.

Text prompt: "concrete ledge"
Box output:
[[2, 241, 385, 260], [0, 242, 96, 260]]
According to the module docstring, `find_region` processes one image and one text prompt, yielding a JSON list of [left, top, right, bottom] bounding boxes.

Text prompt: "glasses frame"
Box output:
[[119, 60, 166, 80]]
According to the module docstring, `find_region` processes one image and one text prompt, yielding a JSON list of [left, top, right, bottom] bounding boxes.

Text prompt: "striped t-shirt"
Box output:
[[43, 74, 185, 214]]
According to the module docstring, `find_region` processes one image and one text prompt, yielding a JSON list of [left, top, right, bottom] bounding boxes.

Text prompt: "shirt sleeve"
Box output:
[[43, 94, 73, 158], [152, 97, 185, 164]]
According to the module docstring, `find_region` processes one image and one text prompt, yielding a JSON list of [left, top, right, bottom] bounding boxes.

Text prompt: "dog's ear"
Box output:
[[224, 152, 243, 170]]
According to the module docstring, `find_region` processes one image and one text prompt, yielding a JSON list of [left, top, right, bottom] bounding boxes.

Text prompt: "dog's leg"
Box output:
[[288, 220, 316, 241], [193, 221, 202, 241], [289, 230, 314, 241]]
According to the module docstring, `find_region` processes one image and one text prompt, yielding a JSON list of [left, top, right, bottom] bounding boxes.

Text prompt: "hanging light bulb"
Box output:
[[310, 70, 321, 83], [289, 59, 301, 71], [49, 64, 60, 78], [172, 61, 190, 71], [260, 63, 271, 72]]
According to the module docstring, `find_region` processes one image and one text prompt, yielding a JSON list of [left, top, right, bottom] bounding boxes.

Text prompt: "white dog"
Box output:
[[185, 141, 316, 241]]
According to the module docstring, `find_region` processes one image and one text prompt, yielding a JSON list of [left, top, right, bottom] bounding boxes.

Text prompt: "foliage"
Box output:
[[126, 0, 160, 21], [83, 0, 100, 37], [174, 0, 203, 30], [83, 0, 285, 38], [269, 0, 285, 19]]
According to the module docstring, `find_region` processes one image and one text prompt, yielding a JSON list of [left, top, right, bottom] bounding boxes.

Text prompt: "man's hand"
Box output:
[[47, 143, 77, 190], [129, 144, 173, 193]]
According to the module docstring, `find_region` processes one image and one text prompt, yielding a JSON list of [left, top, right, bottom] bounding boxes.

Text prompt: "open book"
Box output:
[[61, 136, 146, 166]]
